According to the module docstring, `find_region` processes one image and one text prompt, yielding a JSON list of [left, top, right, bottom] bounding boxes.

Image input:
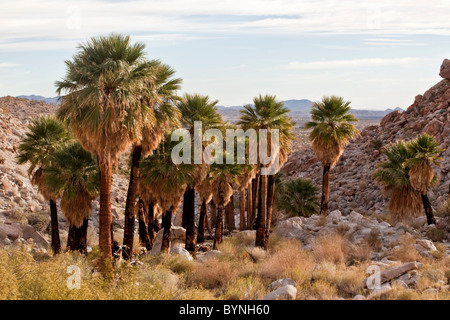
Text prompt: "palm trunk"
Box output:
[[147, 202, 155, 250], [255, 173, 267, 248], [99, 161, 113, 277], [264, 174, 275, 248], [225, 194, 235, 231], [246, 185, 252, 230], [183, 186, 196, 253], [197, 198, 207, 244], [320, 164, 331, 216], [213, 182, 225, 250], [122, 145, 142, 260], [138, 198, 152, 251], [421, 193, 436, 225], [67, 218, 88, 253], [49, 199, 61, 255], [161, 208, 173, 254], [209, 201, 217, 231], [251, 176, 259, 229], [239, 189, 246, 230], [154, 213, 161, 232]]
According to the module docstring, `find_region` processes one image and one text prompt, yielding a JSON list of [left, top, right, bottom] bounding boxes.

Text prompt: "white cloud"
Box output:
[[0, 63, 20, 68], [286, 57, 426, 70], [1, 0, 450, 51]]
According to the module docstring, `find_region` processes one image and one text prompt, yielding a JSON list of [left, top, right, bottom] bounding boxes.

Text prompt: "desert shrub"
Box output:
[[421, 267, 445, 283], [391, 234, 422, 262], [346, 243, 372, 265], [311, 234, 348, 265], [220, 276, 267, 300], [4, 209, 28, 224], [308, 280, 338, 300], [275, 178, 320, 217], [186, 258, 239, 290], [26, 210, 50, 232], [426, 228, 448, 242], [259, 239, 314, 283], [365, 230, 382, 251]]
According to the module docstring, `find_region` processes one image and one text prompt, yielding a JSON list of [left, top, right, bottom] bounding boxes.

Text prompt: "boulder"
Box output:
[[363, 261, 421, 288], [0, 223, 22, 241], [150, 225, 186, 254], [262, 285, 297, 300], [21, 224, 48, 246], [327, 210, 342, 223], [269, 278, 297, 291], [197, 250, 222, 262], [439, 59, 450, 79], [170, 246, 193, 261], [272, 217, 303, 239], [416, 239, 437, 252]]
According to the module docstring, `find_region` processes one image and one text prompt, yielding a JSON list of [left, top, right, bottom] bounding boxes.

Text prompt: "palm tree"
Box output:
[[305, 95, 359, 216], [122, 61, 182, 260], [238, 94, 295, 248], [139, 133, 195, 253], [44, 142, 99, 253], [406, 134, 444, 225], [177, 93, 223, 253], [276, 178, 320, 217], [17, 116, 71, 254], [373, 140, 422, 221], [56, 34, 158, 275]]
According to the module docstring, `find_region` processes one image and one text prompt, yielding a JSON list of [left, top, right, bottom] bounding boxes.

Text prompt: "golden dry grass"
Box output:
[[0, 232, 448, 300]]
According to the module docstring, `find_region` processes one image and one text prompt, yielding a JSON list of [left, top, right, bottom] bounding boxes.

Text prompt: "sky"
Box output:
[[1, 0, 450, 110]]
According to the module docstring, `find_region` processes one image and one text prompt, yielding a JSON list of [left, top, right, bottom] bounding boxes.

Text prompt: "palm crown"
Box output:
[[16, 116, 72, 199], [305, 95, 359, 167], [45, 142, 100, 227]]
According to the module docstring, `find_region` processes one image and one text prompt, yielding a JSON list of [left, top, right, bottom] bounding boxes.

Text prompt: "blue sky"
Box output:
[[1, 0, 450, 110]]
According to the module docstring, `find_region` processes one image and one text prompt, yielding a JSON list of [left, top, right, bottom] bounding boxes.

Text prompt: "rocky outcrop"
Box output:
[[0, 222, 48, 246], [439, 59, 450, 79], [271, 212, 449, 259]]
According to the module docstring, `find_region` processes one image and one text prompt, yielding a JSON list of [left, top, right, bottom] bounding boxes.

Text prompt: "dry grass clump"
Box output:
[[4, 209, 28, 224], [391, 234, 422, 262], [311, 233, 348, 265], [306, 280, 339, 300], [220, 276, 268, 300], [258, 239, 314, 285], [26, 210, 50, 233], [186, 257, 239, 290]]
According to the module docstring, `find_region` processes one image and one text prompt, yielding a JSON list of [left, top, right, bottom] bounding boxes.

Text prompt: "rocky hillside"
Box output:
[[0, 97, 130, 245], [282, 60, 450, 216]]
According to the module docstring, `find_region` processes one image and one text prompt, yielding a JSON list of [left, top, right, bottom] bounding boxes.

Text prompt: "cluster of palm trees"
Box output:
[[373, 133, 443, 225], [16, 34, 444, 279], [16, 34, 296, 276], [17, 117, 99, 255]]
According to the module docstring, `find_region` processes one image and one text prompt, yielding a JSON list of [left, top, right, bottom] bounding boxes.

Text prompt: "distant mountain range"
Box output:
[[17, 95, 61, 105], [16, 95, 402, 120], [217, 99, 403, 121]]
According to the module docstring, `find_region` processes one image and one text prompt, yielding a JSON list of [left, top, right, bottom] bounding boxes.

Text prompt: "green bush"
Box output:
[[275, 178, 320, 217]]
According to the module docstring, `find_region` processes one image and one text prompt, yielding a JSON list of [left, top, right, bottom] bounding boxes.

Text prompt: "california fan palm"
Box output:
[[305, 95, 358, 216], [17, 116, 71, 254], [405, 133, 444, 225], [56, 34, 159, 275]]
